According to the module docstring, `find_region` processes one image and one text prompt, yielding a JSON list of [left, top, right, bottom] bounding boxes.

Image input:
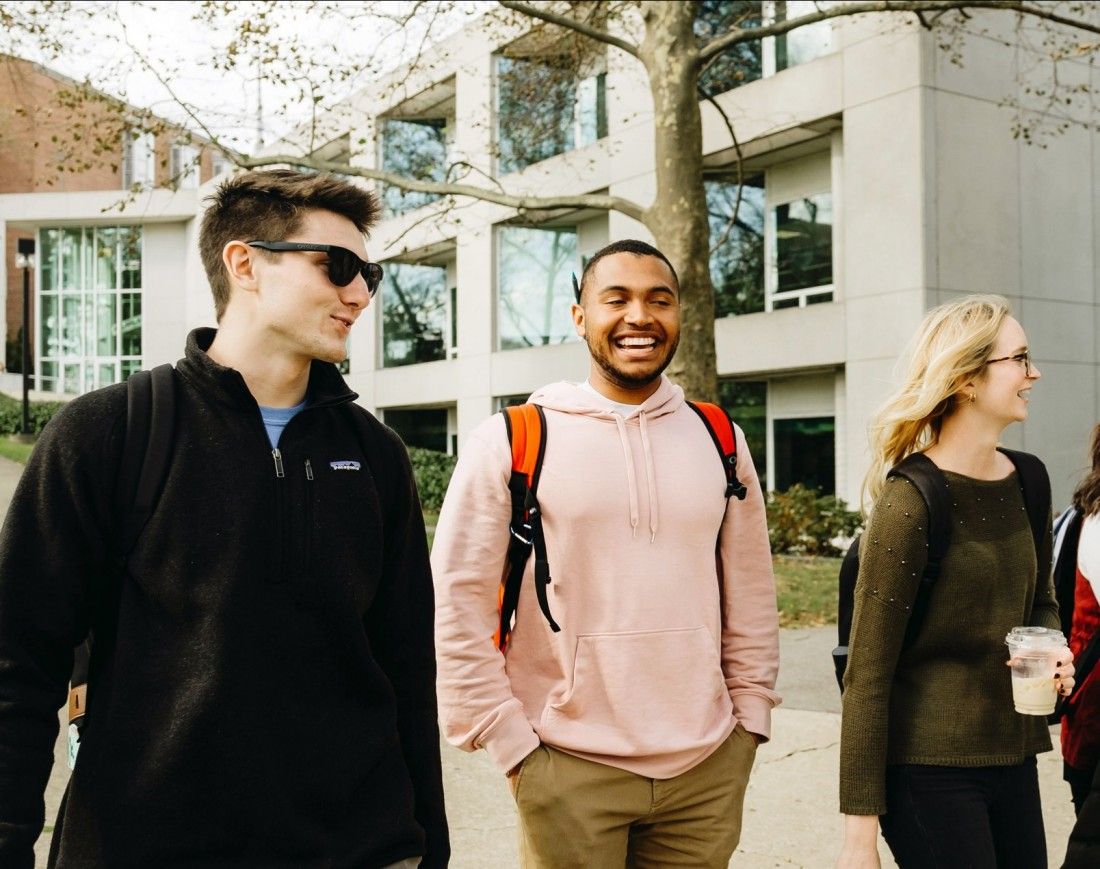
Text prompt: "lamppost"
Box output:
[[14, 238, 35, 437]]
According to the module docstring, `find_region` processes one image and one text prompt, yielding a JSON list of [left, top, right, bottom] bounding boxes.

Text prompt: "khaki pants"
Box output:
[[511, 725, 757, 868]]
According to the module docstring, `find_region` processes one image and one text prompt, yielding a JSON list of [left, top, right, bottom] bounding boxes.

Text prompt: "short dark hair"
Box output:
[[575, 239, 679, 302], [199, 169, 380, 320]]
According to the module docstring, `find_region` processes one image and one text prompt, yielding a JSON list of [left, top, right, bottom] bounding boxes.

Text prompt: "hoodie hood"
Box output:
[[529, 375, 684, 420], [528, 376, 685, 542]]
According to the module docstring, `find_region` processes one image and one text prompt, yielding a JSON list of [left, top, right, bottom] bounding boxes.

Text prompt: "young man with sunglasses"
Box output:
[[0, 170, 448, 867]]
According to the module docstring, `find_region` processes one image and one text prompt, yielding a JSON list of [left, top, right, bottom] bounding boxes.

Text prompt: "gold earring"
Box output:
[[968, 392, 976, 404]]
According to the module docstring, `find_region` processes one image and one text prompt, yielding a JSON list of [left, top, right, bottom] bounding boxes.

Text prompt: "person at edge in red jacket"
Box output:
[[1061, 426, 1100, 819]]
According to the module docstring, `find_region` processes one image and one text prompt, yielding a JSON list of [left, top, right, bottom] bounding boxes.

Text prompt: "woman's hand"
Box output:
[[1055, 646, 1076, 697], [836, 815, 882, 869]]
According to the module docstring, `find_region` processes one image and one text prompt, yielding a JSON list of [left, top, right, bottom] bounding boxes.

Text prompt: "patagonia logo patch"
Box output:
[[329, 460, 361, 471]]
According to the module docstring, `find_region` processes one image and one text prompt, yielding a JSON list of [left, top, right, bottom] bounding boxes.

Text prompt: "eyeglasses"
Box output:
[[986, 350, 1036, 375], [247, 241, 383, 297]]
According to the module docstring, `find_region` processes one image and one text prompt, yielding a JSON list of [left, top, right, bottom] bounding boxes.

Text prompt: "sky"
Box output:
[[5, 0, 481, 152]]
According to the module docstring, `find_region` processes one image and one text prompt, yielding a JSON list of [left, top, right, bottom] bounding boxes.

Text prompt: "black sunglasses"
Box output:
[[247, 241, 383, 296]]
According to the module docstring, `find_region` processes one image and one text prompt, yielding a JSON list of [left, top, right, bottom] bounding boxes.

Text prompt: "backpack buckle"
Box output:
[[509, 521, 535, 546]]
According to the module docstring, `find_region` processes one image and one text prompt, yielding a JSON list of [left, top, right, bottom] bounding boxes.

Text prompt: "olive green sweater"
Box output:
[[839, 469, 1058, 815]]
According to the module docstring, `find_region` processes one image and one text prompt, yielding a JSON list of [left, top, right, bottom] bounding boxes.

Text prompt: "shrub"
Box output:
[[408, 446, 457, 511], [0, 392, 65, 436], [766, 483, 862, 556]]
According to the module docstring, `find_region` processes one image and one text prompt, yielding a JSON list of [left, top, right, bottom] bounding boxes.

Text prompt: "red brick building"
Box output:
[[0, 54, 221, 373]]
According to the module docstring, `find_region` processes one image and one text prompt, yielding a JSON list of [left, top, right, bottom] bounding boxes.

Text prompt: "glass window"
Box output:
[[773, 192, 833, 301], [695, 1, 763, 96], [575, 72, 608, 146], [36, 225, 142, 394], [496, 55, 607, 174], [774, 1, 833, 71], [497, 226, 579, 350], [774, 416, 835, 494], [39, 228, 58, 293], [170, 143, 201, 189], [60, 228, 81, 290], [718, 380, 767, 487], [381, 118, 448, 217], [381, 262, 449, 367], [496, 394, 529, 410], [95, 227, 118, 290], [383, 408, 448, 452], [122, 131, 155, 189], [707, 173, 766, 316]]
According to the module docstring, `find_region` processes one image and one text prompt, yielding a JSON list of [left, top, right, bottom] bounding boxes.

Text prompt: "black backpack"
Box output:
[[67, 364, 177, 760], [831, 448, 1049, 692]]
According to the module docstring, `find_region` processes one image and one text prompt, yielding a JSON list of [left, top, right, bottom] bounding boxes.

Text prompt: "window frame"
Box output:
[[36, 225, 143, 395], [764, 189, 835, 311]]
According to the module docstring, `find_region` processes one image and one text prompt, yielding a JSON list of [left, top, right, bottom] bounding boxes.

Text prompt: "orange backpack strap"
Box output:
[[687, 401, 747, 501], [494, 404, 560, 652]]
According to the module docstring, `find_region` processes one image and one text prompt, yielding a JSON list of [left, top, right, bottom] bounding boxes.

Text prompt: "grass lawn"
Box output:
[[773, 554, 841, 628], [0, 437, 35, 465]]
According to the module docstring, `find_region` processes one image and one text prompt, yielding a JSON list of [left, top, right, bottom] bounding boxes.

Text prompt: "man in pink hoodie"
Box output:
[[432, 239, 780, 867]]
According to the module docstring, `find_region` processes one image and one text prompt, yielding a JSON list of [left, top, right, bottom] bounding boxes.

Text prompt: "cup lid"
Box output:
[[1005, 626, 1065, 649]]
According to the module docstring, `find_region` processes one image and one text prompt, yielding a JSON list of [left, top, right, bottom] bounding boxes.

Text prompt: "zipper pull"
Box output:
[[305, 459, 314, 481], [272, 448, 285, 478]]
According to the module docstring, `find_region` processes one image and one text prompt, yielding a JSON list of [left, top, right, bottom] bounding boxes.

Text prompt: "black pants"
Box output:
[[1065, 761, 1097, 816], [879, 758, 1046, 869]]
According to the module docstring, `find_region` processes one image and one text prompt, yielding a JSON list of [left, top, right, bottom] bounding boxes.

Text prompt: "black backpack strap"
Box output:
[[496, 404, 558, 652], [997, 447, 1050, 556], [686, 401, 747, 500], [833, 536, 862, 690], [118, 364, 177, 552], [888, 453, 953, 648], [71, 365, 176, 729], [1053, 507, 1085, 639]]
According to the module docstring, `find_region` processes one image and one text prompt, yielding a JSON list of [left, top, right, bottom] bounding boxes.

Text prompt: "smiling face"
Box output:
[[972, 316, 1041, 424], [571, 252, 681, 403], [250, 208, 371, 365]]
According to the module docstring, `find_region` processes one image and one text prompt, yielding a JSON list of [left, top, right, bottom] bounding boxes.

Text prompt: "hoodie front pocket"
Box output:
[[543, 626, 731, 757]]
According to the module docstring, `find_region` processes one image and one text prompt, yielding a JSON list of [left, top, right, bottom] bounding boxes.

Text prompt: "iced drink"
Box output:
[[1005, 627, 1065, 716]]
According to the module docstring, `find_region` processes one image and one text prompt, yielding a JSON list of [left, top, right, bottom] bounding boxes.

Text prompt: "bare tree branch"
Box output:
[[238, 153, 649, 222], [697, 1, 1100, 65], [498, 0, 640, 58], [701, 90, 745, 257]]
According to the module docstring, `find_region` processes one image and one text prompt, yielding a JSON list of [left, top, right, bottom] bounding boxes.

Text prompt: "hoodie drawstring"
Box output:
[[638, 411, 659, 542], [613, 414, 641, 538]]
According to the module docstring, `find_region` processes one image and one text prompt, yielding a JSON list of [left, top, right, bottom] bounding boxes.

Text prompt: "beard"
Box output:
[[586, 331, 679, 391]]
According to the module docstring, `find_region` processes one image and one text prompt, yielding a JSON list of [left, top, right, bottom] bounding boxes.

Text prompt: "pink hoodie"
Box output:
[[432, 377, 780, 778]]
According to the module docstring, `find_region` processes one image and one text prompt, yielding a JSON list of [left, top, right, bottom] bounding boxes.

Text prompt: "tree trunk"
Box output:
[[638, 0, 718, 404]]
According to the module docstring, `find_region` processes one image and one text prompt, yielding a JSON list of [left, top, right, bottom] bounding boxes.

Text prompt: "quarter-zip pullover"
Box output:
[[0, 328, 449, 868]]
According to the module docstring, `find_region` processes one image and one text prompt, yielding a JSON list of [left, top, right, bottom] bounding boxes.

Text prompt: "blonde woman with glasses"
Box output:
[[836, 295, 1075, 868]]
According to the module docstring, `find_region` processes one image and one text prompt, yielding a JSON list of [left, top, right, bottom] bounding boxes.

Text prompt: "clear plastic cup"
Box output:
[[1005, 626, 1066, 715]]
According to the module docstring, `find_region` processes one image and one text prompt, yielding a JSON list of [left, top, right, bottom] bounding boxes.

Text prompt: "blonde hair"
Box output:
[[862, 294, 1012, 508]]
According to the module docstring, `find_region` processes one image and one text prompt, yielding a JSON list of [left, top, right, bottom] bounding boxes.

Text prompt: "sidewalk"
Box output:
[[0, 453, 1072, 867]]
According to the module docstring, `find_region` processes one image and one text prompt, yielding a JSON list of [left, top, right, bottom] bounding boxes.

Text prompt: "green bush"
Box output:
[[766, 484, 862, 556], [408, 446, 457, 511], [0, 393, 65, 436]]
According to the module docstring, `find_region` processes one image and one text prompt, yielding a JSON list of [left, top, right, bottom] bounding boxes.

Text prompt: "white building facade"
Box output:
[[2, 4, 1099, 508]]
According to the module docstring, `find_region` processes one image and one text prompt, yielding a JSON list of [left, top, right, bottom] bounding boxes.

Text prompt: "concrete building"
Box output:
[[336, 3, 1100, 507], [2, 4, 1099, 507]]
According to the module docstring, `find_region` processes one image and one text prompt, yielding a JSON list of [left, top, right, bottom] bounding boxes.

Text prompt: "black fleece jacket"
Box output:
[[0, 329, 449, 868]]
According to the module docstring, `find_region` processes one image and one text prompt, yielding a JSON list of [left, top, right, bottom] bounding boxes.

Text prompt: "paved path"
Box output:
[[0, 455, 1072, 867]]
